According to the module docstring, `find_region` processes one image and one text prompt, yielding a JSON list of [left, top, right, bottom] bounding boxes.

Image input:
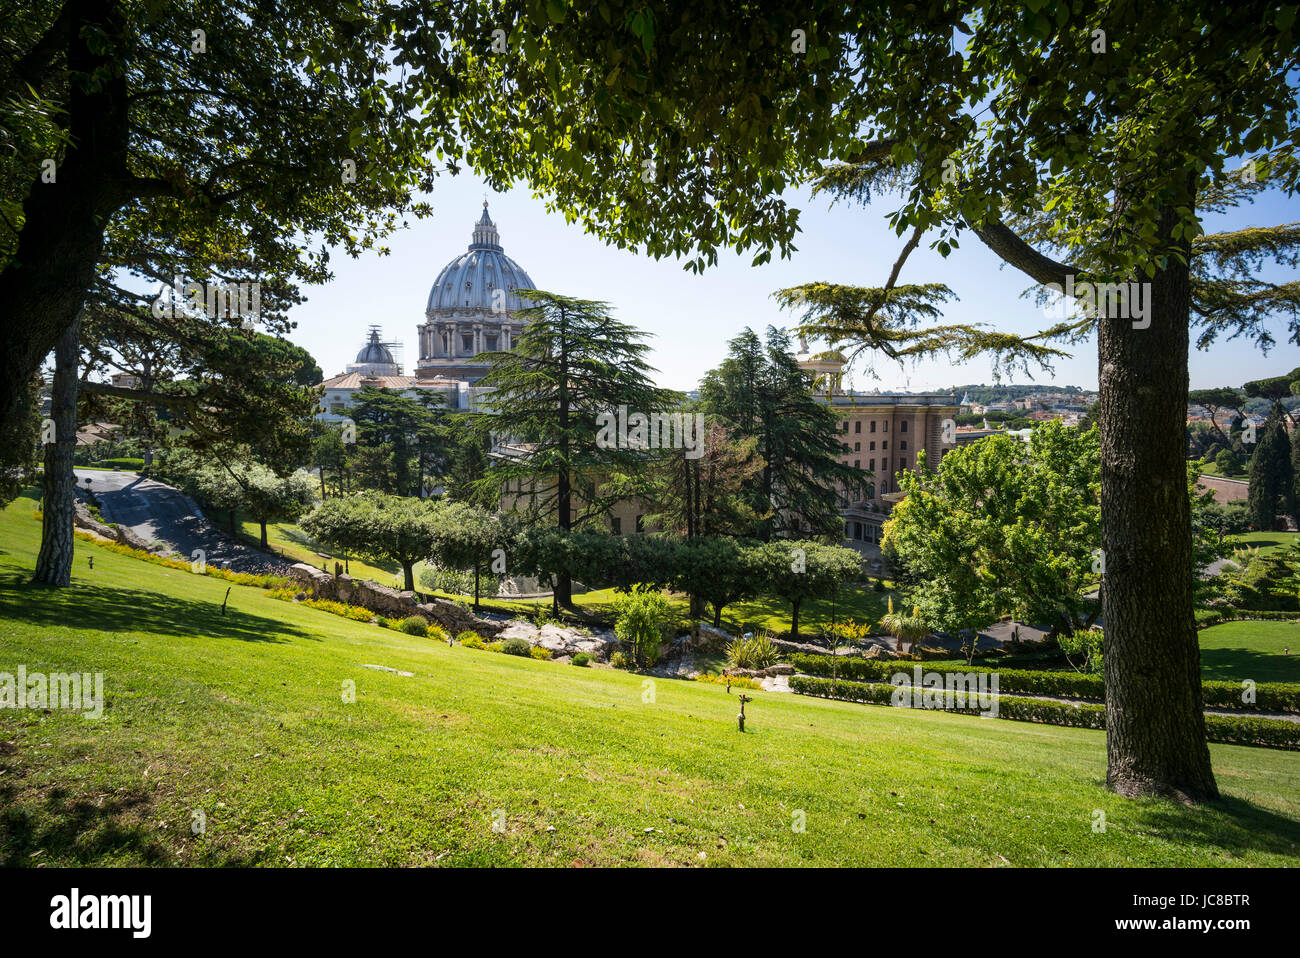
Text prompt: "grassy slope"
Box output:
[[1199, 621, 1300, 683], [2, 493, 1299, 867]]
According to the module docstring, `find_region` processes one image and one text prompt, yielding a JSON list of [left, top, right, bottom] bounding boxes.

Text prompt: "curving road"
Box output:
[[74, 469, 293, 575]]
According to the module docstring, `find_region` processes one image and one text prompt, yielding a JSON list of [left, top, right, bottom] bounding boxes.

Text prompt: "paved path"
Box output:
[[75, 469, 292, 575]]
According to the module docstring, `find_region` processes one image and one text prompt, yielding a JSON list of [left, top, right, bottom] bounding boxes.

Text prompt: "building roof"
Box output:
[[320, 372, 461, 390], [426, 202, 537, 313]]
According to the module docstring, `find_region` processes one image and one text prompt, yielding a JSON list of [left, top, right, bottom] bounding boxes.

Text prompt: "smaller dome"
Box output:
[[356, 329, 395, 365]]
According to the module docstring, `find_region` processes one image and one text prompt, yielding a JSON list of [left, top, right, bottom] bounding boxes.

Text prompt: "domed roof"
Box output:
[[356, 328, 395, 365], [426, 202, 536, 313]]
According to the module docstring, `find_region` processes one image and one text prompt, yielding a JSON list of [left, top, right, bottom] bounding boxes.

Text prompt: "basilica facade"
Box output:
[[318, 202, 537, 420]]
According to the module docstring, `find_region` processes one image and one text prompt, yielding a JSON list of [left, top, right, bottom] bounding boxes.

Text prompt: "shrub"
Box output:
[[427, 623, 448, 642], [789, 676, 1300, 750], [459, 633, 487, 650], [609, 650, 630, 670], [1058, 628, 1104, 675], [397, 615, 429, 636], [375, 616, 393, 629], [571, 652, 592, 667], [726, 633, 779, 670], [613, 588, 671, 668], [500, 637, 532, 656], [528, 644, 552, 660]]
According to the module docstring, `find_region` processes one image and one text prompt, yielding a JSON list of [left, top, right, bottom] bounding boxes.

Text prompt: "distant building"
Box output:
[[316, 202, 537, 422]]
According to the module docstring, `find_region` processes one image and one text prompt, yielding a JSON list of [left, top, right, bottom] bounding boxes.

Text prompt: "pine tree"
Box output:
[[463, 290, 678, 607], [701, 326, 869, 540], [1248, 404, 1295, 531]]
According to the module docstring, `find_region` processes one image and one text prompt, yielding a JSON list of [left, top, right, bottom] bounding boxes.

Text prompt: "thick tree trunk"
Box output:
[[259, 519, 268, 550], [401, 561, 415, 593], [1099, 206, 1217, 803], [32, 313, 82, 586], [790, 599, 801, 640], [713, 603, 723, 629], [0, 0, 129, 444]]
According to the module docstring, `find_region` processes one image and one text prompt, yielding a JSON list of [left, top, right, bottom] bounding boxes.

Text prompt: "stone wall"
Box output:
[[287, 563, 504, 636]]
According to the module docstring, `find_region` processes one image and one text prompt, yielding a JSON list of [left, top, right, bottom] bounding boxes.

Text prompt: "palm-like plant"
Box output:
[[879, 597, 930, 656]]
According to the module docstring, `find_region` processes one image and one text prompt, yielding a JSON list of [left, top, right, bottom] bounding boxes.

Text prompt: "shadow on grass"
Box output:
[[0, 775, 266, 868], [1131, 791, 1300, 862], [0, 575, 316, 644], [1199, 647, 1300, 685]]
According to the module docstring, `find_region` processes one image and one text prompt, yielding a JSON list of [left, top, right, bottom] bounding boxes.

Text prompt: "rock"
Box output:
[[495, 620, 620, 660], [690, 621, 733, 654], [415, 598, 505, 638], [73, 501, 157, 553], [767, 663, 796, 676], [286, 563, 504, 636]]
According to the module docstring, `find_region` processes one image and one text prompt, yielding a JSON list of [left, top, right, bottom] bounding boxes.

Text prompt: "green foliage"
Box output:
[[608, 651, 630, 670], [300, 492, 440, 592], [528, 644, 552, 660], [789, 676, 1300, 750], [885, 421, 1101, 635], [458, 633, 488, 650], [462, 291, 678, 566], [427, 501, 510, 610], [397, 615, 429, 637], [612, 588, 671, 668], [1248, 405, 1295, 531], [725, 634, 779, 670], [500, 637, 532, 657], [571, 652, 592, 667], [348, 386, 447, 498], [1059, 628, 1105, 675], [745, 539, 863, 639], [699, 327, 869, 539]]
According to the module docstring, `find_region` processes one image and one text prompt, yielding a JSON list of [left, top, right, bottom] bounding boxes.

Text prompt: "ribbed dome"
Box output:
[[426, 203, 536, 312], [356, 329, 395, 365]]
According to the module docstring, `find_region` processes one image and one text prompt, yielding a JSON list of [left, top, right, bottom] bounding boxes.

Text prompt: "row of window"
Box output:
[[843, 418, 909, 434], [845, 439, 907, 452]]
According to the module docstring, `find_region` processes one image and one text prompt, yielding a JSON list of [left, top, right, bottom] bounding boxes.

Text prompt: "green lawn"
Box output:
[[2, 491, 1300, 866], [1200, 620, 1300, 684], [1227, 531, 1300, 557]]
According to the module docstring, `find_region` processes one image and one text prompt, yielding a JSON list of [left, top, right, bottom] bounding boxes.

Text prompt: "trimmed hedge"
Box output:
[[789, 654, 1300, 713], [1195, 609, 1300, 628], [788, 654, 1104, 699], [789, 675, 1300, 750], [1202, 679, 1300, 714]]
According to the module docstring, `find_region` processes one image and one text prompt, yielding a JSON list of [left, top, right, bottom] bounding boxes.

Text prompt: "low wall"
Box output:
[[287, 563, 505, 637]]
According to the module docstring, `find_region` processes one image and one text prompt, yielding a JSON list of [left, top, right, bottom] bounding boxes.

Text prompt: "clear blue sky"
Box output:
[[288, 169, 1300, 395]]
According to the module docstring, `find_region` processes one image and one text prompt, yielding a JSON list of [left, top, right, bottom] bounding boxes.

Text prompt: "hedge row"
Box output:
[[788, 654, 1105, 698], [788, 654, 1300, 713], [1201, 679, 1300, 714], [1196, 609, 1300, 628], [789, 675, 1300, 750]]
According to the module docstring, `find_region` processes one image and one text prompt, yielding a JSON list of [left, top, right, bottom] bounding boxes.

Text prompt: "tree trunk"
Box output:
[[473, 562, 481, 613], [790, 599, 801, 640], [401, 561, 415, 593], [259, 519, 268, 550], [32, 313, 82, 586], [1100, 201, 1217, 802], [713, 603, 723, 629], [0, 0, 129, 444]]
